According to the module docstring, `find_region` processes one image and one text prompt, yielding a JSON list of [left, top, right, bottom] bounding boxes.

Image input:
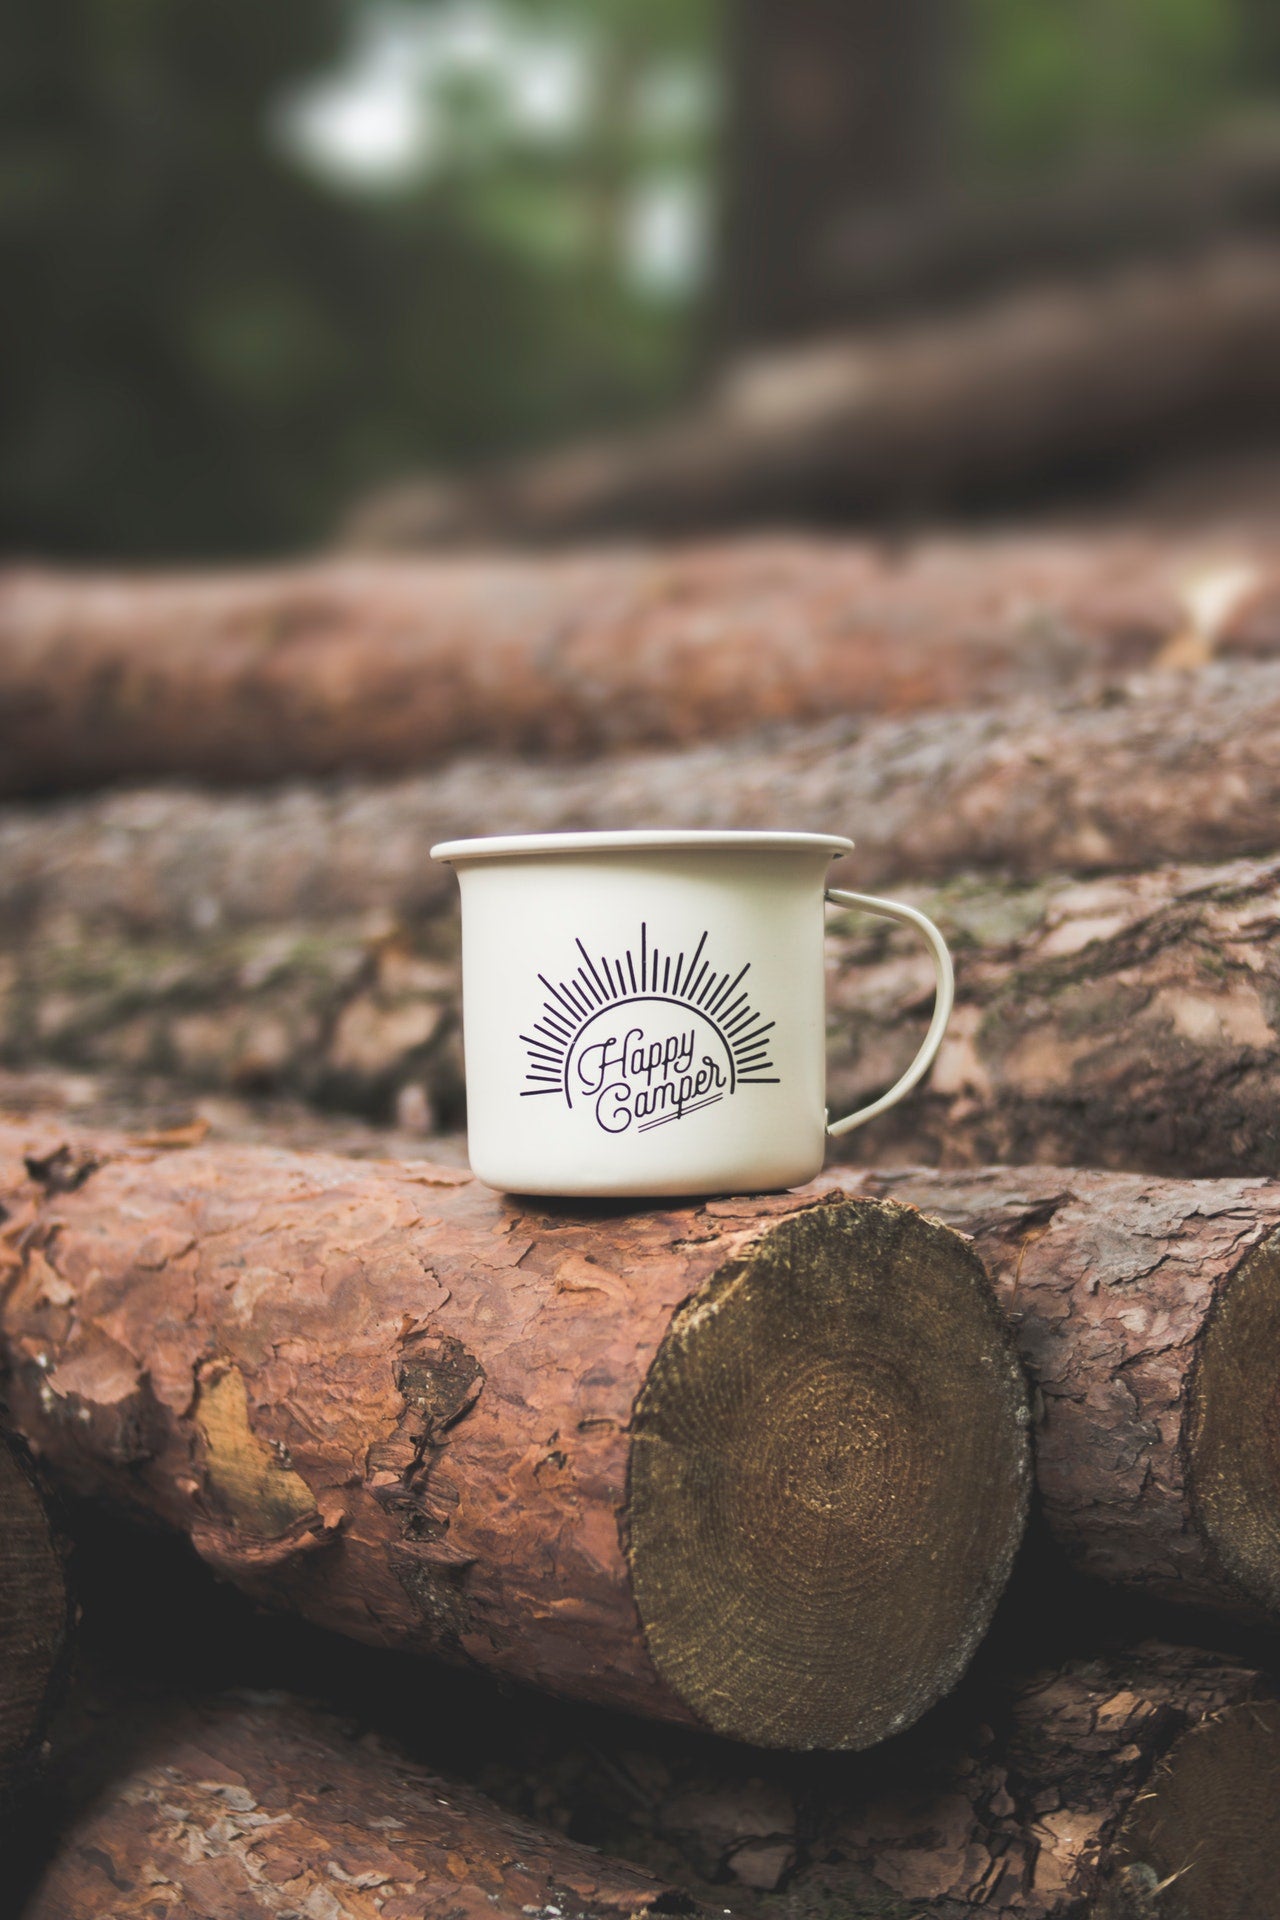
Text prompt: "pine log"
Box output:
[[348, 242, 1280, 543], [4, 660, 1280, 938], [825, 1163, 1280, 1618], [825, 853, 1280, 1177], [0, 1434, 71, 1812], [3, 850, 1278, 1179], [0, 1123, 1030, 1751], [23, 1692, 702, 1920], [2, 529, 1278, 794], [805, 1642, 1280, 1917], [479, 1641, 1280, 1913]]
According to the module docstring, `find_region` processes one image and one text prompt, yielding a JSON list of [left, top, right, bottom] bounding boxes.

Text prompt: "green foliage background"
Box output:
[[1, 0, 1275, 560]]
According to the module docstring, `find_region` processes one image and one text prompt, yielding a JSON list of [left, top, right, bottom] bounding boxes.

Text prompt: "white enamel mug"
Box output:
[[431, 830, 953, 1198]]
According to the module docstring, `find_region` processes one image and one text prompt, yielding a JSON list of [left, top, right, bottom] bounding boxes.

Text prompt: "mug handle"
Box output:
[[824, 888, 955, 1138]]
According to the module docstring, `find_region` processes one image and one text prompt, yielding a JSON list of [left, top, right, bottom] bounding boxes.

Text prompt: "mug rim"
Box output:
[[431, 829, 856, 864]]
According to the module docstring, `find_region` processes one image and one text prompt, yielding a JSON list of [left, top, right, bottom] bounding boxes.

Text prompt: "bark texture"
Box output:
[[349, 242, 1280, 542], [2, 529, 1277, 793], [5, 660, 1280, 935], [0, 1123, 1029, 1750], [0, 1434, 70, 1810], [826, 1163, 1280, 1616], [825, 854, 1280, 1178], [5, 851, 1279, 1179], [24, 1692, 701, 1920], [800, 1642, 1280, 1917]]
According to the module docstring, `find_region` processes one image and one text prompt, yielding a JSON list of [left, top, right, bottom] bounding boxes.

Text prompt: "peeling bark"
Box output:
[[23, 1692, 703, 1920], [824, 1163, 1280, 1616], [0, 1435, 70, 1813], [2, 529, 1276, 794], [0, 1123, 1029, 1750]]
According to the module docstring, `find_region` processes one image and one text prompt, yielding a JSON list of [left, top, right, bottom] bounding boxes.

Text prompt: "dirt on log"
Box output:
[[22, 1692, 703, 1920], [0, 1122, 1029, 1751], [2, 530, 1278, 794], [3, 851, 1279, 1178], [825, 1163, 1280, 1619], [0, 1435, 71, 1814], [5, 661, 1280, 933], [348, 241, 1280, 544]]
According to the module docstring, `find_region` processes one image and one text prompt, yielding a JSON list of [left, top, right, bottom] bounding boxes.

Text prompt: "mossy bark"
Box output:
[[0, 1122, 1028, 1750], [0, 1435, 71, 1816]]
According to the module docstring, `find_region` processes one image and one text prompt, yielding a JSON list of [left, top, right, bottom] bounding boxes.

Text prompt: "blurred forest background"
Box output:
[[5, 0, 1280, 560]]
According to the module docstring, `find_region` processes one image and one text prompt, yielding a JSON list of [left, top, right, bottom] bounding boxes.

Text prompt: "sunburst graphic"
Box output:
[[520, 923, 777, 1125]]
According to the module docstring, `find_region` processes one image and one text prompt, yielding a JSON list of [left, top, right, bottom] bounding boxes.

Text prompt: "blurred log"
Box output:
[[23, 1692, 701, 1920], [826, 853, 1280, 1178], [3, 527, 1278, 794], [0, 1435, 71, 1814], [351, 242, 1280, 543], [825, 1163, 1280, 1617], [4, 660, 1280, 935], [0, 1123, 1029, 1750]]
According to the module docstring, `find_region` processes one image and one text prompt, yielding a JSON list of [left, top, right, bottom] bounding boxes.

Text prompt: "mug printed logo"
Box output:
[[521, 923, 778, 1135]]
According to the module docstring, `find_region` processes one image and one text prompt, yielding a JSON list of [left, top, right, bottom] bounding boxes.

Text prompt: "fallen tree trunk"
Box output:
[[348, 242, 1280, 543], [23, 1692, 701, 1920], [5, 661, 1280, 939], [4, 852, 1278, 1178], [2, 528, 1277, 794], [826, 1162, 1280, 1618], [0, 1123, 1030, 1751], [0, 1435, 71, 1815], [827, 853, 1280, 1177]]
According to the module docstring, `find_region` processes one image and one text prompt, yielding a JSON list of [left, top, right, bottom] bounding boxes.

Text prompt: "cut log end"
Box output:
[[1188, 1228, 1280, 1612], [1104, 1699, 1280, 1920], [625, 1200, 1031, 1750], [0, 1435, 70, 1803]]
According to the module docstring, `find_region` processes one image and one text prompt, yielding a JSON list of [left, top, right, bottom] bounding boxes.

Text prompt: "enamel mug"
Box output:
[[431, 830, 953, 1198]]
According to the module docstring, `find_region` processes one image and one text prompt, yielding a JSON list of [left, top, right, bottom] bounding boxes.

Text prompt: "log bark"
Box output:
[[824, 1163, 1280, 1618], [0, 1122, 1030, 1751], [349, 242, 1280, 543], [803, 1642, 1280, 1917], [5, 659, 1280, 934], [23, 1692, 702, 1920], [3, 528, 1278, 794], [825, 853, 1280, 1178], [4, 848, 1279, 1179], [0, 1434, 70, 1813]]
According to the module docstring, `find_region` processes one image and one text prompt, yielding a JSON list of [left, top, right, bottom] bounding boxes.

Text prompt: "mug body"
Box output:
[[432, 831, 853, 1197]]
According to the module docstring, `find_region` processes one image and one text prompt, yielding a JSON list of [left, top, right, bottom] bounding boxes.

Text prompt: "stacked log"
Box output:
[[0, 1121, 1031, 1752], [2, 530, 1277, 793], [24, 1692, 700, 1920]]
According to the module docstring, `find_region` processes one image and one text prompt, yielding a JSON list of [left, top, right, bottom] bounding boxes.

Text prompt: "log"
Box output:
[[5, 658, 1280, 933], [826, 1163, 1280, 1618], [0, 1123, 1030, 1750], [0, 1435, 71, 1812], [348, 242, 1280, 543], [825, 853, 1280, 1177], [2, 528, 1278, 794], [23, 1691, 702, 1920], [804, 1642, 1280, 1917], [4, 844, 1278, 1180]]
